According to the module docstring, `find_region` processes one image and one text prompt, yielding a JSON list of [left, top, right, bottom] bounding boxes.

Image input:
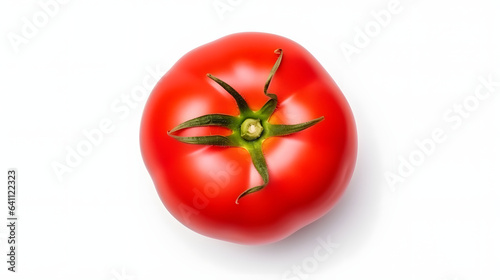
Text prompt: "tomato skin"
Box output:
[[140, 32, 357, 244]]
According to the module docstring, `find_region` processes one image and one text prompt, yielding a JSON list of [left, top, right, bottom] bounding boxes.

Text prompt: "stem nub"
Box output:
[[240, 118, 263, 141]]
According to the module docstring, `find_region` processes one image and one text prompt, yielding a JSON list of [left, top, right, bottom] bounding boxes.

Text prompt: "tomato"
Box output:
[[140, 32, 357, 245]]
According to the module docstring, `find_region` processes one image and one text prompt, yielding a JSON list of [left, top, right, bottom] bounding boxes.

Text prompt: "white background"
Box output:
[[1, 0, 499, 279]]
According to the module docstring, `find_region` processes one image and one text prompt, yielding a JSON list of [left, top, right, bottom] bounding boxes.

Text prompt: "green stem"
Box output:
[[263, 49, 283, 100], [168, 134, 239, 147], [207, 74, 251, 114], [236, 143, 269, 204], [169, 114, 237, 133], [240, 118, 264, 141], [168, 49, 325, 203], [257, 99, 277, 120], [267, 117, 325, 137]]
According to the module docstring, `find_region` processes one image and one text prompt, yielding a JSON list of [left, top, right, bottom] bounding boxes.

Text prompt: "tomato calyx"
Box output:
[[168, 49, 324, 203]]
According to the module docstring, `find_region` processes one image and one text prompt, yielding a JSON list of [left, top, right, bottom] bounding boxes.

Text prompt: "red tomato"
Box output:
[[140, 32, 357, 245]]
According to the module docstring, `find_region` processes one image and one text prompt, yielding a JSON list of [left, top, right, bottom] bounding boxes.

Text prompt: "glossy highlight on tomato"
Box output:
[[140, 32, 357, 245]]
